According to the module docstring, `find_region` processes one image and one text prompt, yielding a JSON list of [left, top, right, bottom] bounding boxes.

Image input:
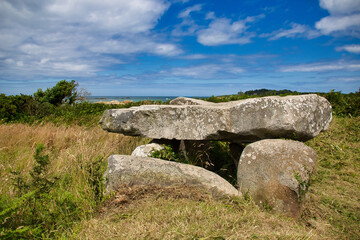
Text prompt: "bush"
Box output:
[[320, 89, 360, 117], [151, 141, 237, 186], [0, 143, 107, 239], [0, 94, 36, 122], [0, 144, 59, 238], [34, 80, 78, 106]]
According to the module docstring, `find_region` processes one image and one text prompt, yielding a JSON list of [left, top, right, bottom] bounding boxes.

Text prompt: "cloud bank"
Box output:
[[0, 0, 178, 80], [316, 0, 360, 36]]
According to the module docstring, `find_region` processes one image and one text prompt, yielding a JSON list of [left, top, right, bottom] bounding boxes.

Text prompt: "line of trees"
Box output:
[[0, 80, 155, 125], [1, 80, 83, 123]]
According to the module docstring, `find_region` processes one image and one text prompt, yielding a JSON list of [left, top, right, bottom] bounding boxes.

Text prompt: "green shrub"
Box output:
[[320, 89, 360, 117], [34, 80, 78, 106], [0, 144, 58, 238], [151, 141, 237, 186], [0, 143, 101, 239]]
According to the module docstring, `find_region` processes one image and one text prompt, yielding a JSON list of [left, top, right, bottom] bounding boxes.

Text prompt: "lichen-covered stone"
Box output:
[[100, 94, 332, 143], [237, 139, 317, 217], [104, 155, 240, 197]]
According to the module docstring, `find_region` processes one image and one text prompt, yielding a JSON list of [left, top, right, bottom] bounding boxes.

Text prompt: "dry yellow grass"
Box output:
[[71, 185, 318, 240], [0, 122, 147, 202]]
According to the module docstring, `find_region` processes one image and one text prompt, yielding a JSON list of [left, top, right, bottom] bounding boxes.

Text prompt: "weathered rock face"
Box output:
[[100, 94, 332, 143], [131, 143, 164, 157], [237, 139, 317, 217], [105, 155, 240, 197]]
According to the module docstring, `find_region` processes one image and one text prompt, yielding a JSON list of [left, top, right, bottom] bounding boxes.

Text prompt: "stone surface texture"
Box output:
[[237, 139, 317, 217], [100, 94, 332, 143], [105, 155, 240, 197], [131, 143, 164, 157]]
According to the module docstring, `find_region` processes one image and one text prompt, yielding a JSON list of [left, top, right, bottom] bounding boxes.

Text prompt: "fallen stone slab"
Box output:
[[104, 155, 240, 197], [131, 143, 164, 157], [237, 139, 317, 217], [100, 94, 332, 143]]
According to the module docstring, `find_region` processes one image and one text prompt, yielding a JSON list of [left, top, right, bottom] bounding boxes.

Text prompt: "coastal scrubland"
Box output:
[[0, 82, 359, 239]]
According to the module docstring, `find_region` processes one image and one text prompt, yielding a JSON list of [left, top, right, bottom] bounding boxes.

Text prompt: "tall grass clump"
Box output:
[[303, 116, 360, 238], [0, 123, 148, 238]]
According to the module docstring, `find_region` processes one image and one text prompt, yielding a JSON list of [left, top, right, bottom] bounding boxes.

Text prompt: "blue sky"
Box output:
[[0, 0, 359, 96]]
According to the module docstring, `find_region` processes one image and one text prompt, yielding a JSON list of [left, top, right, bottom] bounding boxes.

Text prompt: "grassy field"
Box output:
[[0, 115, 359, 239]]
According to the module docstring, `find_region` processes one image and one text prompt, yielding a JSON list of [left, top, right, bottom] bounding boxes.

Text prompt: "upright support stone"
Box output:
[[237, 139, 317, 218]]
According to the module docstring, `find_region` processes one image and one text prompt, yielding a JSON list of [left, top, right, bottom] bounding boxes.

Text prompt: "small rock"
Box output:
[[131, 143, 164, 157]]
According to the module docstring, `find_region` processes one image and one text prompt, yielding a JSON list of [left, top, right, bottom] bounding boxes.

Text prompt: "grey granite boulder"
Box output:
[[237, 139, 317, 217], [104, 155, 240, 197], [100, 94, 332, 143], [131, 143, 164, 157]]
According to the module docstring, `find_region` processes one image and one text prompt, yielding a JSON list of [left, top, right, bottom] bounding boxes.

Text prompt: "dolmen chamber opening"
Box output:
[[100, 94, 332, 218]]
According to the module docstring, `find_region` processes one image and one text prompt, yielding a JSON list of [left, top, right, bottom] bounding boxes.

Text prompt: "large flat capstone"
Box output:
[[104, 155, 239, 197], [100, 94, 332, 142]]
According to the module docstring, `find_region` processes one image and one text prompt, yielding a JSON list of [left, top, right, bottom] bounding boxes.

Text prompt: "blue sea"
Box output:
[[86, 96, 208, 103]]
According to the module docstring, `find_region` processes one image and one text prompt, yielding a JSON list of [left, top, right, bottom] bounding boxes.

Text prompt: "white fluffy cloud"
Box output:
[[329, 76, 360, 82], [336, 44, 360, 54], [316, 0, 360, 36], [316, 14, 360, 35], [172, 4, 202, 36], [280, 61, 360, 72], [0, 0, 178, 80], [267, 23, 320, 40], [178, 4, 202, 18], [197, 18, 254, 46], [319, 0, 360, 15], [163, 64, 245, 79]]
